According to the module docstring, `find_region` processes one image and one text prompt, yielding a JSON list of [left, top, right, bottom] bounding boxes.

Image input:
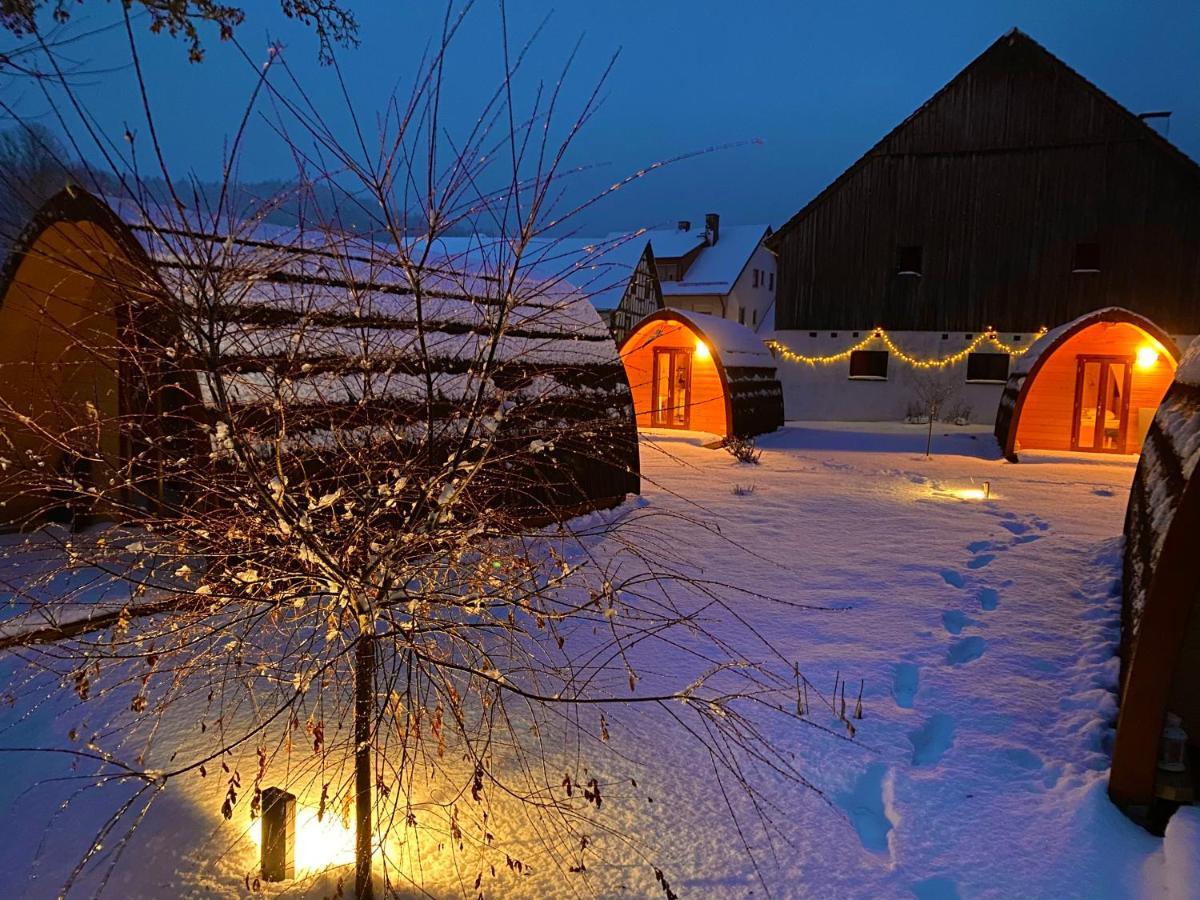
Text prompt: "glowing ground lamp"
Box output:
[[261, 787, 296, 882], [953, 481, 991, 501]]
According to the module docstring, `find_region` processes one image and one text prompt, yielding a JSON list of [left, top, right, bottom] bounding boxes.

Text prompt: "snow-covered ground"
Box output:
[[1, 422, 1197, 898]]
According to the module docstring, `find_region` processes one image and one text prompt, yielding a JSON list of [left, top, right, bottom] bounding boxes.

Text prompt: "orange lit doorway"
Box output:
[[651, 347, 692, 428], [1071, 355, 1133, 453]]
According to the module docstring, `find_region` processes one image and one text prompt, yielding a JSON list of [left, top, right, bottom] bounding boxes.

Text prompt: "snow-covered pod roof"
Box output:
[[0, 186, 641, 523], [1111, 335, 1200, 809], [993, 307, 1180, 461]]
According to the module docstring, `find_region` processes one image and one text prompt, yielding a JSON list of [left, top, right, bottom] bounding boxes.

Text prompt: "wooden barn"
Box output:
[[765, 28, 1200, 426], [994, 308, 1179, 461], [1111, 340, 1200, 821], [0, 186, 641, 527], [620, 309, 783, 440]]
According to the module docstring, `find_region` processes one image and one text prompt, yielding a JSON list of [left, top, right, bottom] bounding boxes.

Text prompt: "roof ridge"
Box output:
[[769, 28, 1200, 245]]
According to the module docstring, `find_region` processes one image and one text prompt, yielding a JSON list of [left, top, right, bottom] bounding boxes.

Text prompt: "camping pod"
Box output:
[[0, 186, 640, 528], [1110, 339, 1200, 814], [994, 308, 1179, 461], [620, 309, 784, 440]]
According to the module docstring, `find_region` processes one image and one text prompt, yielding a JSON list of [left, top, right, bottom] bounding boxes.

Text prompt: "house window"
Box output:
[[752, 269, 760, 288], [738, 306, 746, 324], [769, 272, 775, 291], [966, 352, 1010, 383], [1072, 242, 1101, 273], [849, 350, 889, 380], [752, 309, 758, 326], [895, 245, 922, 276], [658, 263, 678, 281]]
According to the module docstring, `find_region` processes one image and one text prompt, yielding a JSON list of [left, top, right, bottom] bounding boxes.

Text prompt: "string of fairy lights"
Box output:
[[766, 326, 1050, 370]]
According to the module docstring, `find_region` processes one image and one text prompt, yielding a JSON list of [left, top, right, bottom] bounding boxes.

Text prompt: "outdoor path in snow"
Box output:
[[576, 423, 1169, 900], [0, 422, 1193, 899]]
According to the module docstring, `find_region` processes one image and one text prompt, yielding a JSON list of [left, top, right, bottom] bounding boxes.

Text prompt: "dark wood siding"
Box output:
[[771, 31, 1200, 334]]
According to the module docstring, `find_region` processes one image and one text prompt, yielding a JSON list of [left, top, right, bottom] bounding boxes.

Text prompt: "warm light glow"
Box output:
[[252, 806, 356, 874], [694, 340, 711, 360], [951, 488, 989, 501], [767, 325, 1047, 370], [1136, 345, 1159, 370]]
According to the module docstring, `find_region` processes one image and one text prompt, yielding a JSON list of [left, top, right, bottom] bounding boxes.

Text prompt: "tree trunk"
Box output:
[[354, 631, 376, 900]]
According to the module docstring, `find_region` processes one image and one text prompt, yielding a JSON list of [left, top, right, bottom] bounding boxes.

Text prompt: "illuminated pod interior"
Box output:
[[1007, 315, 1179, 457], [619, 309, 785, 441], [621, 316, 730, 436]]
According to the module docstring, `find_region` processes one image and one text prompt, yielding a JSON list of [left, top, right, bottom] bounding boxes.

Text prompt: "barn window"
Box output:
[[895, 245, 922, 276], [738, 306, 746, 324], [769, 272, 775, 291], [849, 350, 889, 380], [753, 269, 760, 288], [966, 352, 1010, 383], [1072, 243, 1101, 273], [752, 309, 758, 326]]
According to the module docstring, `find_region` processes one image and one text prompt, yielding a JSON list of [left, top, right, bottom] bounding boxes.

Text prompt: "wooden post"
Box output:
[[354, 631, 377, 900], [261, 787, 296, 882]]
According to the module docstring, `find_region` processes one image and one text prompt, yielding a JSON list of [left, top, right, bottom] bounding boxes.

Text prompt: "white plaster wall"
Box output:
[[770, 329, 1198, 423], [771, 329, 1042, 424], [726, 244, 777, 333]]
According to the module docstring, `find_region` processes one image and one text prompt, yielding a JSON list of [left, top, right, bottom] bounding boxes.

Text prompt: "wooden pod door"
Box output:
[[1071, 355, 1132, 453], [650, 347, 692, 429]]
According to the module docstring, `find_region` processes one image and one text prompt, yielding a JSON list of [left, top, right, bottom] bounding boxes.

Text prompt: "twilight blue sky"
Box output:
[[7, 1, 1200, 234]]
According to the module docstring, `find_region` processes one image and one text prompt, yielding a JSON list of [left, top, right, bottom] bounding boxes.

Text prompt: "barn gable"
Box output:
[[769, 29, 1200, 333]]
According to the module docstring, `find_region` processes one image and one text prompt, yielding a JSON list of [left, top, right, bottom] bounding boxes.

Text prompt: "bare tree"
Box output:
[[1, 0, 358, 62], [0, 9, 849, 899], [906, 367, 962, 458]]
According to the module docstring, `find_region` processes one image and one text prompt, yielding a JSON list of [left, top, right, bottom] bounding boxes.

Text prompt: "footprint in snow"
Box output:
[[892, 662, 919, 708], [941, 610, 972, 634], [908, 713, 955, 766], [967, 553, 995, 570], [910, 875, 963, 899], [1093, 488, 1115, 497], [835, 763, 894, 855], [966, 539, 995, 553], [1011, 534, 1042, 544], [947, 636, 987, 665], [1001, 747, 1043, 772], [977, 587, 1000, 611], [940, 569, 965, 589]]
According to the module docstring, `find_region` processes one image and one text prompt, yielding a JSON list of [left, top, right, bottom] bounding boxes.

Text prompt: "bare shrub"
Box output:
[[724, 436, 762, 465]]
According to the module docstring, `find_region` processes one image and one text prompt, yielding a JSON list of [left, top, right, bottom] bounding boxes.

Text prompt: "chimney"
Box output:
[[677, 220, 691, 232], [705, 212, 720, 246]]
